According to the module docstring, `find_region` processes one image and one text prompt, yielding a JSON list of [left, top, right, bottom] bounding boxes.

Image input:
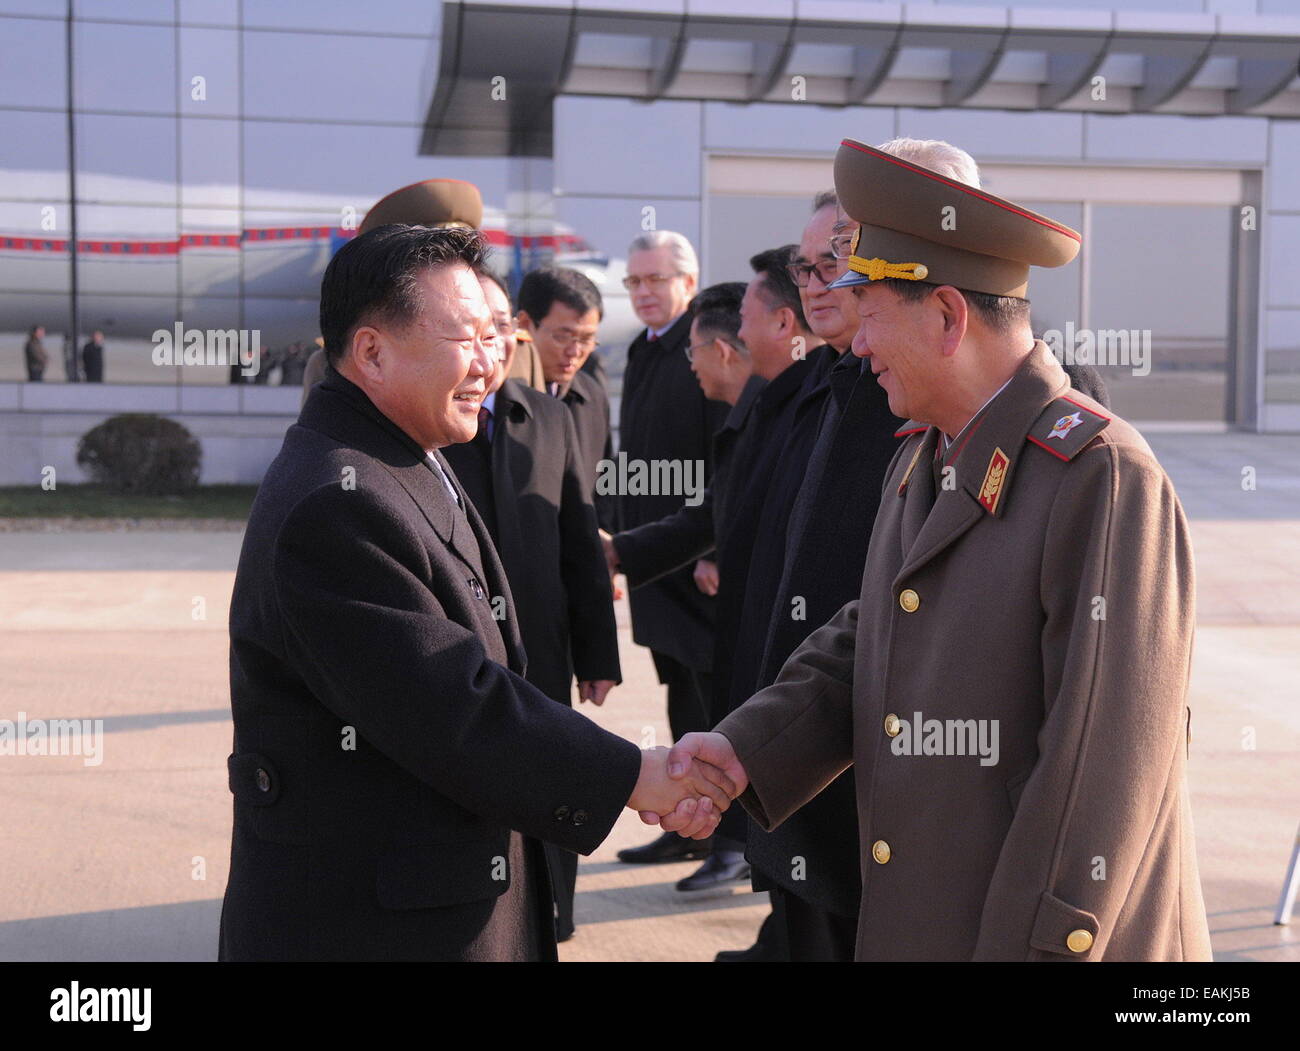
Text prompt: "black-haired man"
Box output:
[[443, 269, 621, 943], [516, 266, 616, 531], [220, 224, 737, 961]]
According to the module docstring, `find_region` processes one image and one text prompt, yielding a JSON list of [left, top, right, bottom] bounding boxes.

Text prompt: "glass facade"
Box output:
[[0, 2, 559, 386]]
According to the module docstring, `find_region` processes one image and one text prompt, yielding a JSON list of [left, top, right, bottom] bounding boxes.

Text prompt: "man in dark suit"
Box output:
[[515, 266, 616, 532], [705, 190, 889, 961], [442, 269, 620, 943], [615, 231, 731, 866], [81, 330, 105, 382], [605, 266, 816, 896], [220, 224, 736, 962]]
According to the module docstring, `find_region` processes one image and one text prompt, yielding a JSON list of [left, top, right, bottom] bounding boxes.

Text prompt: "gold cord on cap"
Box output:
[[847, 256, 930, 281]]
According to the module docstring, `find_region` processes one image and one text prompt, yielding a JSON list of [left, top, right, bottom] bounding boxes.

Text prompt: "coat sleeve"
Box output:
[[612, 488, 715, 588], [714, 599, 858, 831], [271, 480, 642, 855], [557, 409, 622, 684], [972, 440, 1196, 960], [594, 396, 619, 533]]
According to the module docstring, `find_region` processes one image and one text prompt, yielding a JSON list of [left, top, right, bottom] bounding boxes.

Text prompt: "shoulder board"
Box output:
[[1026, 396, 1110, 462], [894, 420, 927, 439]]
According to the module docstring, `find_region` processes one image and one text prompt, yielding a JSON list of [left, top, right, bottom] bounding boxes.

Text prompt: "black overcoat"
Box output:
[[220, 367, 641, 961], [442, 379, 621, 705], [617, 312, 730, 671], [743, 352, 902, 919]]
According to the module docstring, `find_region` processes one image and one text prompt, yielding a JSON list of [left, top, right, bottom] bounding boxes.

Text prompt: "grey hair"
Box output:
[[875, 137, 981, 188], [812, 188, 838, 213], [626, 230, 699, 277]]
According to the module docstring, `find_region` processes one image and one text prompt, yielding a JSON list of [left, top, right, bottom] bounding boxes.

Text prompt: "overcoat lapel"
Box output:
[[304, 366, 526, 670], [894, 343, 1071, 584], [488, 386, 530, 585]]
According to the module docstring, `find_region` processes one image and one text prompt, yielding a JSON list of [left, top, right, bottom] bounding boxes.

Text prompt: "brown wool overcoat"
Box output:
[[716, 341, 1212, 961]]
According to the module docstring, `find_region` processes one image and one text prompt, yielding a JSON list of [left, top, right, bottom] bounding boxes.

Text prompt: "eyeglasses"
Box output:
[[786, 258, 842, 288], [622, 272, 681, 291], [684, 339, 714, 363], [537, 324, 600, 351], [829, 232, 856, 260]]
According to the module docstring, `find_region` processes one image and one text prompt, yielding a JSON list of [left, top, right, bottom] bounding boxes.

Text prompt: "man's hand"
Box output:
[[693, 558, 719, 596], [627, 746, 737, 839], [598, 529, 620, 576], [645, 732, 749, 837], [598, 529, 625, 600], [577, 679, 615, 706]]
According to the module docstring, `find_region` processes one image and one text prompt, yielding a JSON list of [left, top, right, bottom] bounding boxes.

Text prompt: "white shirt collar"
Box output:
[[424, 451, 462, 506], [650, 315, 683, 340], [943, 376, 1013, 449], [482, 390, 497, 417]]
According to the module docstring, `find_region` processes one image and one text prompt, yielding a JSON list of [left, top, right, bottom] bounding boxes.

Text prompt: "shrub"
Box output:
[[76, 413, 202, 494]]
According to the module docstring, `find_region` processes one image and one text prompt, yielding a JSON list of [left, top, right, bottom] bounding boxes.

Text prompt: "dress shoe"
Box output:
[[616, 831, 712, 864], [714, 912, 786, 961], [714, 943, 770, 962], [675, 850, 750, 892]]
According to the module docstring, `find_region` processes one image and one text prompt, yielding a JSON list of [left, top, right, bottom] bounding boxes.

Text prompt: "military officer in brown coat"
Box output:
[[655, 138, 1213, 962]]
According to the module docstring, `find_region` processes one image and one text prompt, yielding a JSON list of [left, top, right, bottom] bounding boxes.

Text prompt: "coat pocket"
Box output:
[[1028, 890, 1100, 958], [227, 750, 311, 845], [375, 834, 513, 911]]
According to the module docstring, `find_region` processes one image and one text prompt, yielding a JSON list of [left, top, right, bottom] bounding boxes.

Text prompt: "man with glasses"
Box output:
[[659, 135, 1211, 962], [698, 191, 885, 958], [615, 231, 732, 866], [515, 266, 616, 531], [443, 268, 621, 945], [607, 257, 819, 900]]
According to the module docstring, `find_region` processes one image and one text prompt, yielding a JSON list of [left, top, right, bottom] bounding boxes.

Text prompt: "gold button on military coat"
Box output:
[[716, 341, 1212, 961]]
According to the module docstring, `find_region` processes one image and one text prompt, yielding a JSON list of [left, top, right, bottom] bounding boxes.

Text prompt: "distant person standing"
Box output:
[[615, 230, 730, 866], [81, 330, 105, 383], [253, 346, 273, 384], [24, 325, 47, 382], [280, 342, 308, 386]]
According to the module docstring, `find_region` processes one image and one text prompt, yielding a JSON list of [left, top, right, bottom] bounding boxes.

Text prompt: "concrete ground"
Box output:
[[0, 432, 1297, 962]]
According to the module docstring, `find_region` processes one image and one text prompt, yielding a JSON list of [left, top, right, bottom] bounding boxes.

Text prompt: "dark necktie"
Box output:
[[477, 404, 492, 443], [647, 330, 658, 342]]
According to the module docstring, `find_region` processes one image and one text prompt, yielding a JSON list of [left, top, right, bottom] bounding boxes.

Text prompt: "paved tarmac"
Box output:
[[0, 432, 1297, 962]]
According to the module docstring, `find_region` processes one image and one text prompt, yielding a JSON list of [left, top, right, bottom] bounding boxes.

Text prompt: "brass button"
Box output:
[[871, 839, 891, 864], [1066, 929, 1093, 954], [884, 713, 902, 738], [899, 589, 920, 613]]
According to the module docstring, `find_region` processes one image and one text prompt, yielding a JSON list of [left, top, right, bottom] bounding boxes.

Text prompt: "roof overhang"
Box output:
[[421, 0, 1300, 157]]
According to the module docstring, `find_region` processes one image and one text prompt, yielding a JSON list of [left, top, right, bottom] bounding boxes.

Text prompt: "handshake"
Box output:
[[625, 733, 750, 839]]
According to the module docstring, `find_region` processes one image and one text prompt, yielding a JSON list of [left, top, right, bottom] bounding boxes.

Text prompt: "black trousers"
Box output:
[[768, 885, 858, 962], [543, 841, 578, 940], [650, 650, 712, 743]]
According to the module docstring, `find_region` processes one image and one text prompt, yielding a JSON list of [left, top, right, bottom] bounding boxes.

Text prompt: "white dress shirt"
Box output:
[[425, 451, 462, 507]]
